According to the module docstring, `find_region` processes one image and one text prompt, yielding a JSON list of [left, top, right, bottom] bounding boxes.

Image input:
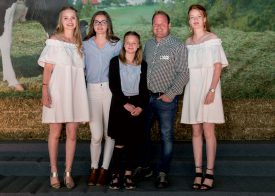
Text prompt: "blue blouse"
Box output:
[[83, 37, 122, 83], [119, 60, 141, 96]]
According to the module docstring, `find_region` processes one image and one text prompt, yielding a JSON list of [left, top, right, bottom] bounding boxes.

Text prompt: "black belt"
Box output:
[[149, 91, 164, 96]]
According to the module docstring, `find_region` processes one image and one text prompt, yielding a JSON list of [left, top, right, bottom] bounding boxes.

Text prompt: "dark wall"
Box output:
[[25, 0, 69, 35], [0, 0, 69, 37]]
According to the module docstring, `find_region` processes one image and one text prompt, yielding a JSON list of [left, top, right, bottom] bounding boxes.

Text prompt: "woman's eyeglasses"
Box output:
[[94, 20, 108, 26]]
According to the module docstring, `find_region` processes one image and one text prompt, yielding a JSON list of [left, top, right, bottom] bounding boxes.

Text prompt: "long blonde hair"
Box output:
[[119, 31, 143, 65], [55, 6, 83, 56]]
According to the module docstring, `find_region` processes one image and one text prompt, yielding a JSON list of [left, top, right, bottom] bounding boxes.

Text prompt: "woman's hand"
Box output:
[[124, 103, 135, 112], [42, 86, 52, 108], [131, 107, 143, 116], [204, 92, 215, 105]]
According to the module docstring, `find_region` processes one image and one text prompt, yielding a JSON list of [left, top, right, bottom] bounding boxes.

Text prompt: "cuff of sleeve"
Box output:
[[165, 91, 176, 100]]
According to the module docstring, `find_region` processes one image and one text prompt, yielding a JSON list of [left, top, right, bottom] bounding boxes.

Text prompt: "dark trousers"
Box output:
[[140, 95, 178, 173], [112, 142, 138, 174]]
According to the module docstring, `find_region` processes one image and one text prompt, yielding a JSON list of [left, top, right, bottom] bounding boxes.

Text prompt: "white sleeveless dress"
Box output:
[[181, 38, 228, 124], [38, 39, 90, 123]]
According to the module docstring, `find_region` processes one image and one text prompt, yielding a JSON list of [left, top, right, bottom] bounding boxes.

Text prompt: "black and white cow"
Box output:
[[0, 0, 69, 91]]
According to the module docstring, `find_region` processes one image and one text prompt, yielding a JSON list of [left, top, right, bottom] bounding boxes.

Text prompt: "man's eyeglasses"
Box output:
[[94, 20, 108, 26]]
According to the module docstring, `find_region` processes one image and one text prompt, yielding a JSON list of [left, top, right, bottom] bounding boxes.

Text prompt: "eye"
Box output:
[[101, 20, 108, 25]]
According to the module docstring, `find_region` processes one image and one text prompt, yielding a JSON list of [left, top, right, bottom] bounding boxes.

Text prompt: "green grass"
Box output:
[[0, 21, 46, 78], [0, 5, 274, 99], [107, 5, 158, 26], [82, 5, 158, 27]]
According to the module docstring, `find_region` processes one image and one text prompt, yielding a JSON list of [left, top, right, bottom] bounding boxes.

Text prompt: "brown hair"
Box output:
[[188, 4, 211, 33], [119, 31, 143, 65], [84, 11, 119, 43], [55, 6, 83, 56], [152, 10, 170, 24]]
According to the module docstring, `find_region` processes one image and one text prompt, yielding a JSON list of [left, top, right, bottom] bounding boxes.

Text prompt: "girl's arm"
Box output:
[[204, 63, 222, 105], [42, 63, 54, 108]]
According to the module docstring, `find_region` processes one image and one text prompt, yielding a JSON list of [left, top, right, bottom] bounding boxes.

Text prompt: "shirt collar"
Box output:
[[89, 36, 110, 48], [154, 34, 171, 44]]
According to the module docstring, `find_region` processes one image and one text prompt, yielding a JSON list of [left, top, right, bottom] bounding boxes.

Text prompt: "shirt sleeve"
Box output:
[[109, 56, 128, 106], [136, 60, 149, 108], [114, 40, 122, 56], [166, 43, 189, 99], [143, 42, 147, 60]]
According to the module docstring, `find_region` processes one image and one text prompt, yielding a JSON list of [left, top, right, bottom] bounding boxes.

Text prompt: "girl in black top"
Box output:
[[108, 31, 149, 190]]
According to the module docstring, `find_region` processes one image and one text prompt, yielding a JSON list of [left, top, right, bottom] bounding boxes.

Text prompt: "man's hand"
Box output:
[[158, 94, 172, 103]]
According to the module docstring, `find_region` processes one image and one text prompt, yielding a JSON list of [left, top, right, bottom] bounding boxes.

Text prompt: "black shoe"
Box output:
[[201, 173, 214, 191], [192, 172, 203, 190], [109, 174, 120, 190], [155, 172, 169, 188], [133, 166, 153, 181], [124, 175, 136, 190], [143, 167, 153, 178]]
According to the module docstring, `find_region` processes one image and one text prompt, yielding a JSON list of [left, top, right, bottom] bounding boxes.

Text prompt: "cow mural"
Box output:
[[0, 0, 69, 91]]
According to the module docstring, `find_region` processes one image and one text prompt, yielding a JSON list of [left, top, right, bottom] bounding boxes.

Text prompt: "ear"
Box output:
[[203, 17, 207, 24], [168, 22, 171, 29]]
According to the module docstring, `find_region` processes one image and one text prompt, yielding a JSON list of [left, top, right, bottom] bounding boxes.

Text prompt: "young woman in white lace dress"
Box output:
[[181, 4, 228, 190]]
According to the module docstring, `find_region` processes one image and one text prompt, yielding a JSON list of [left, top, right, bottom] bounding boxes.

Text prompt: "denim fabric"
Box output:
[[143, 95, 178, 173]]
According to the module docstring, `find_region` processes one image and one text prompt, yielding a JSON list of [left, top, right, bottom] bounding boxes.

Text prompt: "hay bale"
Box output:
[[0, 98, 274, 141]]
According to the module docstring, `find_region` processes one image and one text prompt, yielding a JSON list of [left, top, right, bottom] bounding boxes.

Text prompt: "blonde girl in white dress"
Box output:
[[181, 4, 228, 190], [38, 6, 89, 189]]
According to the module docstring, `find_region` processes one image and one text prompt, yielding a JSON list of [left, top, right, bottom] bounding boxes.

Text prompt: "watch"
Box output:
[[209, 88, 215, 93]]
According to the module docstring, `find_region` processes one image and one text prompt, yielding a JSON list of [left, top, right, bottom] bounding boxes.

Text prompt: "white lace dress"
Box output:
[[38, 39, 90, 123], [181, 38, 228, 124]]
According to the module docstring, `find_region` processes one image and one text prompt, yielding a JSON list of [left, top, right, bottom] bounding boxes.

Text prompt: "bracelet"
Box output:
[[209, 88, 215, 93]]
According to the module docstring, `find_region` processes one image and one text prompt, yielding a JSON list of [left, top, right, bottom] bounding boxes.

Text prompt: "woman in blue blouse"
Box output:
[[108, 31, 149, 190], [83, 11, 121, 186]]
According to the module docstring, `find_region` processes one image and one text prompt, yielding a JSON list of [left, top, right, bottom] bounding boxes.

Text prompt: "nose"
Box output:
[[154, 24, 162, 28], [192, 17, 200, 21]]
